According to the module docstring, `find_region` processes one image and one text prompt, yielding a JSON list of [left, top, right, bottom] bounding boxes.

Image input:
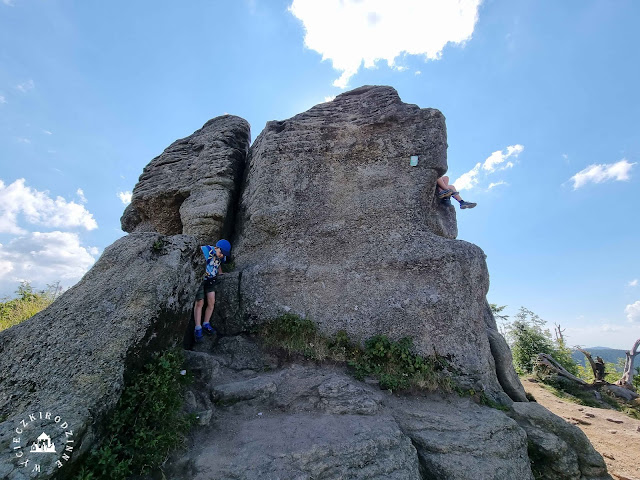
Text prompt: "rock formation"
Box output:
[[0, 87, 611, 479], [228, 85, 514, 401], [121, 115, 250, 239]]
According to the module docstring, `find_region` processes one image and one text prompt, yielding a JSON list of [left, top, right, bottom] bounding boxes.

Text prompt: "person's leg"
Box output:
[[437, 176, 450, 191], [437, 176, 455, 199], [194, 299, 204, 328], [193, 286, 205, 342], [449, 183, 463, 202], [203, 291, 216, 325], [447, 183, 477, 209]]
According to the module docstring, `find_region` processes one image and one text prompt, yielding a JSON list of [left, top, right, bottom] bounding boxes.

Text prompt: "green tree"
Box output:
[[503, 307, 578, 375], [490, 303, 509, 321]]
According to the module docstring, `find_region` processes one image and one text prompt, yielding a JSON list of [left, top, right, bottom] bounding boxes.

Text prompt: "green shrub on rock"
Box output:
[[260, 314, 453, 393], [72, 349, 196, 480]]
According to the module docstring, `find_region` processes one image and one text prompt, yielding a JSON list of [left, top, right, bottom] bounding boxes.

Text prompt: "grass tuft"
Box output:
[[260, 314, 454, 394]]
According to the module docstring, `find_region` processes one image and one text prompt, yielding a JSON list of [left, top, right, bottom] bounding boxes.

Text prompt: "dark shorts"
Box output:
[[195, 278, 217, 300]]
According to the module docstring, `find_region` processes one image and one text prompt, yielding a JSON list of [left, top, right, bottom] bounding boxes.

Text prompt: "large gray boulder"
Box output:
[[168, 339, 533, 480], [121, 115, 250, 239], [508, 402, 610, 479], [167, 333, 611, 480], [0, 116, 250, 480], [0, 233, 200, 479], [228, 85, 508, 399]]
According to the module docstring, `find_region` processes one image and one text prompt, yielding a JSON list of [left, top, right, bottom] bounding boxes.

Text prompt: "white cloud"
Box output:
[[488, 180, 508, 189], [453, 162, 481, 191], [17, 137, 31, 144], [2, 0, 15, 6], [569, 159, 636, 190], [42, 130, 53, 135], [118, 191, 132, 205], [482, 144, 523, 172], [324, 96, 336, 102], [289, 0, 482, 88], [76, 188, 87, 203], [628, 279, 638, 287], [415, 70, 422, 75], [625, 301, 640, 323], [0, 232, 97, 296], [0, 178, 98, 234], [16, 79, 35, 93], [453, 144, 523, 191], [0, 95, 6, 104]]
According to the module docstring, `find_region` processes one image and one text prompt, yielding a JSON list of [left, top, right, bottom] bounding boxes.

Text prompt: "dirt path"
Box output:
[[522, 378, 640, 480]]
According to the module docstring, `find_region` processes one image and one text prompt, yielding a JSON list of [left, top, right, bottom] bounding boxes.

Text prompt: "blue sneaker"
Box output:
[[203, 323, 216, 335], [194, 327, 203, 343], [460, 201, 477, 209]]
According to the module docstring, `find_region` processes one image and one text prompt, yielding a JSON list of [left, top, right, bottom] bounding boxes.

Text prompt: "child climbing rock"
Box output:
[[193, 239, 231, 343], [437, 176, 477, 209]]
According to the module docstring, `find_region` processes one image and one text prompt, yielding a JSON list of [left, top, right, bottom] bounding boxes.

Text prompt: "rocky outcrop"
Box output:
[[166, 333, 612, 479], [0, 117, 250, 479], [0, 234, 201, 479], [121, 115, 250, 240], [508, 402, 609, 480], [0, 86, 611, 480], [223, 85, 508, 400], [166, 336, 535, 480]]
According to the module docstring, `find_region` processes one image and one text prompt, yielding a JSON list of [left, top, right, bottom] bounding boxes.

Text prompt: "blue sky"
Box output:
[[1, 0, 638, 348]]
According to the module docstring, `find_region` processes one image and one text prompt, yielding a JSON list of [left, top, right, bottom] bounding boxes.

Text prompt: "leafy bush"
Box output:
[[0, 281, 62, 332], [551, 339, 580, 376], [351, 335, 452, 392], [503, 307, 578, 375], [72, 349, 196, 480], [511, 322, 555, 374]]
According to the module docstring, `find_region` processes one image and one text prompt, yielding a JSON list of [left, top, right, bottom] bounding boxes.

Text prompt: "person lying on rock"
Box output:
[[193, 239, 231, 343], [437, 176, 477, 209]]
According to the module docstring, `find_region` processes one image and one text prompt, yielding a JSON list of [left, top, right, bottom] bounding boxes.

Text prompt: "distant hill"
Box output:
[[571, 347, 627, 371]]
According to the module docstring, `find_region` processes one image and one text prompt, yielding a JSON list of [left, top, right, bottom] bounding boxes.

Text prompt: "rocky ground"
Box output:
[[522, 378, 640, 480]]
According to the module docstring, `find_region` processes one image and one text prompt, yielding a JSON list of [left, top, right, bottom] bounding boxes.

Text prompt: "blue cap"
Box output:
[[215, 239, 231, 257]]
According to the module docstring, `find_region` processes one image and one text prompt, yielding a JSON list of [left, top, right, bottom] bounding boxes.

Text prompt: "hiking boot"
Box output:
[[194, 328, 204, 343], [438, 189, 453, 199], [203, 322, 216, 335], [460, 201, 477, 209]]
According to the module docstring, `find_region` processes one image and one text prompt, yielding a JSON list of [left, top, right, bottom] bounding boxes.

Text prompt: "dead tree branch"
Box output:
[[554, 323, 565, 343], [616, 337, 640, 391], [575, 347, 602, 380], [535, 353, 588, 385]]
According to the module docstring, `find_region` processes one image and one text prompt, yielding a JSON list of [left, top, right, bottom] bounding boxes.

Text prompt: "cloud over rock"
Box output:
[[289, 0, 482, 88]]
